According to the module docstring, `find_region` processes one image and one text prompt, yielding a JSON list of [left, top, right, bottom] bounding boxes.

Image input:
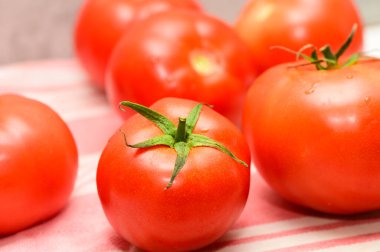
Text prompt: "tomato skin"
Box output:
[[74, 0, 201, 87], [243, 59, 380, 214], [97, 98, 250, 251], [0, 94, 78, 235], [106, 10, 257, 125], [235, 0, 363, 74]]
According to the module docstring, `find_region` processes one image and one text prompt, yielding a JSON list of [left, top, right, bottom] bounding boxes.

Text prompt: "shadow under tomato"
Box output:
[[0, 202, 71, 240], [260, 181, 380, 220], [107, 232, 133, 251], [205, 173, 380, 250]]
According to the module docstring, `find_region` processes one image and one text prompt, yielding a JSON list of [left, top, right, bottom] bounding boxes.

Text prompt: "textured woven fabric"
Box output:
[[1, 59, 380, 252]]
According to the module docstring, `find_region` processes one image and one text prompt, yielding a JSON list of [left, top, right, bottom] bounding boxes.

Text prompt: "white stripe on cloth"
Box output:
[[9, 88, 112, 122], [0, 59, 89, 88], [218, 221, 380, 252], [73, 152, 102, 196], [315, 239, 380, 252], [220, 217, 339, 243]]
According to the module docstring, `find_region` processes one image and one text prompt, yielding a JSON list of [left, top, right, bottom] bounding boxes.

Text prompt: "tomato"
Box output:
[[105, 9, 257, 125], [243, 53, 380, 214], [74, 0, 201, 88], [0, 94, 78, 235], [97, 98, 250, 251], [234, 0, 363, 74]]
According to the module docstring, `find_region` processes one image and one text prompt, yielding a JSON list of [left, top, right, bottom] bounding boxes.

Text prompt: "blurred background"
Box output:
[[0, 0, 379, 65]]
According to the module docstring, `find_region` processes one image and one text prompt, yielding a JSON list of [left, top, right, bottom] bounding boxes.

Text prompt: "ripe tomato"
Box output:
[[106, 10, 257, 125], [243, 55, 380, 214], [97, 98, 250, 251], [74, 0, 201, 88], [234, 0, 363, 74], [0, 94, 78, 235]]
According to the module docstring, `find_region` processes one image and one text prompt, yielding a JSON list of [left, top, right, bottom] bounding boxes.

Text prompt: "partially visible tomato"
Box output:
[[242, 54, 380, 214], [97, 98, 250, 251], [234, 0, 363, 74], [0, 94, 78, 235], [106, 10, 257, 125], [74, 0, 202, 88]]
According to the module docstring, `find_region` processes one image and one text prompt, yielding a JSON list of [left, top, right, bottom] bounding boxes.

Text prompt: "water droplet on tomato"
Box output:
[[304, 82, 318, 95], [199, 128, 209, 133], [304, 88, 315, 95]]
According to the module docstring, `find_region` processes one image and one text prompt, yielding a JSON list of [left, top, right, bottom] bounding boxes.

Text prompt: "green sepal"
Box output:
[[320, 45, 337, 67], [342, 52, 361, 68], [336, 24, 357, 59], [189, 134, 248, 167], [120, 101, 176, 136], [166, 142, 191, 189], [186, 103, 202, 135], [274, 24, 360, 70], [310, 50, 326, 70], [127, 134, 175, 149]]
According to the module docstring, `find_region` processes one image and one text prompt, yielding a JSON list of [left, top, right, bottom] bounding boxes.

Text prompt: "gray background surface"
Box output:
[[0, 0, 378, 65]]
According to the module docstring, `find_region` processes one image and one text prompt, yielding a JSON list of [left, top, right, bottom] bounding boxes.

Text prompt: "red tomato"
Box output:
[[243, 58, 380, 214], [74, 0, 201, 87], [234, 0, 363, 74], [97, 98, 250, 251], [0, 94, 78, 235], [106, 10, 257, 125]]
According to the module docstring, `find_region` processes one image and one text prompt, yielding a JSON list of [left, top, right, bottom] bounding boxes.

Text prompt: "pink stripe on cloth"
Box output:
[[0, 194, 131, 252]]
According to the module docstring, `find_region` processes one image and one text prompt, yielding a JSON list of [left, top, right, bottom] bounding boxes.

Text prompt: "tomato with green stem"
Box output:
[[74, 0, 202, 87], [97, 98, 250, 251], [243, 26, 380, 214], [0, 94, 78, 235]]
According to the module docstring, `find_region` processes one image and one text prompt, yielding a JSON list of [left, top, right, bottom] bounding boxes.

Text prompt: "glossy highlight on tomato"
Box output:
[[0, 94, 78, 235], [97, 98, 250, 251], [106, 9, 257, 125], [74, 0, 202, 87], [234, 0, 363, 73]]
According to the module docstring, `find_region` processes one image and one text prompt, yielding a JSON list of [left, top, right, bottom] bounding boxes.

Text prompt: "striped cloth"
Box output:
[[1, 24, 380, 251], [1, 60, 380, 252]]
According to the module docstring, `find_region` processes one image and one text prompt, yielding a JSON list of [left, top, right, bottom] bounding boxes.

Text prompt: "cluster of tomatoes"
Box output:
[[3, 0, 380, 251]]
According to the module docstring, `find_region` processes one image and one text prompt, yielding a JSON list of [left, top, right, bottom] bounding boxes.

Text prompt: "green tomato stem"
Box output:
[[273, 24, 360, 70], [175, 117, 187, 142]]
